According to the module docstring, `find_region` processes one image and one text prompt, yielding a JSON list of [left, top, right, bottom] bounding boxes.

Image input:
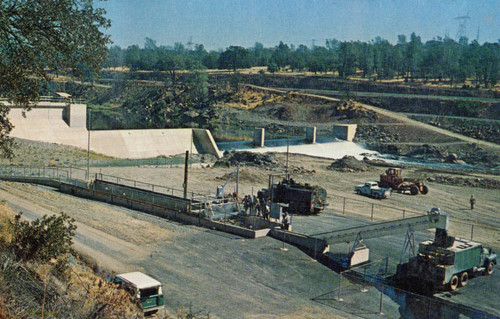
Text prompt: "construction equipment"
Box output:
[[396, 229, 497, 291], [258, 175, 327, 215], [379, 168, 429, 195], [316, 210, 449, 267]]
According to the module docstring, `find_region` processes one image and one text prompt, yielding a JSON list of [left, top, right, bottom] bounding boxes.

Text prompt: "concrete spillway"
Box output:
[[6, 102, 221, 159]]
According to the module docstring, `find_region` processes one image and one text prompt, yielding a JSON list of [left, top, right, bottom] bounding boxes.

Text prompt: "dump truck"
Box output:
[[115, 272, 165, 314], [258, 175, 327, 215], [355, 181, 391, 199], [396, 229, 497, 291], [379, 168, 428, 195]]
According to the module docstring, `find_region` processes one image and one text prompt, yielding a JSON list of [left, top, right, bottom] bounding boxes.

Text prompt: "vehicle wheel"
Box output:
[[421, 185, 429, 194], [410, 185, 419, 195], [374, 193, 380, 199], [459, 272, 468, 287], [486, 261, 495, 275], [356, 190, 361, 195], [449, 275, 459, 291]]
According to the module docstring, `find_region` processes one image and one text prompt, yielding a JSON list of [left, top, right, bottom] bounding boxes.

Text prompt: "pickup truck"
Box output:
[[355, 182, 391, 199]]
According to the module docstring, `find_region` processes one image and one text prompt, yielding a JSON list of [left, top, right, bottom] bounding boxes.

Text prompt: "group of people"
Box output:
[[241, 195, 291, 230], [242, 195, 270, 220]]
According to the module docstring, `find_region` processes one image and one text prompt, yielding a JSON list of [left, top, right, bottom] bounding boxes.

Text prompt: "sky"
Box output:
[[98, 0, 499, 50]]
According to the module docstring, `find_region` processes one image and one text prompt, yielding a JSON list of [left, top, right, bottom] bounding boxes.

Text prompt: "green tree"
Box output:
[[156, 51, 185, 86], [0, 0, 110, 157], [272, 41, 291, 70], [338, 42, 357, 78], [10, 213, 77, 263], [218, 46, 250, 71]]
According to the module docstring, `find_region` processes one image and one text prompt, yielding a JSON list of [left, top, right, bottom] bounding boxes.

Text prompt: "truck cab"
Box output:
[[115, 272, 164, 314]]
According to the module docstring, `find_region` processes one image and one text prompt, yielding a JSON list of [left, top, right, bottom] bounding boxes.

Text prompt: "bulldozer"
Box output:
[[378, 168, 428, 195]]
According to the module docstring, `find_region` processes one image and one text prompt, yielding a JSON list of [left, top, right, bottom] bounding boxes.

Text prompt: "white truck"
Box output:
[[355, 181, 391, 199]]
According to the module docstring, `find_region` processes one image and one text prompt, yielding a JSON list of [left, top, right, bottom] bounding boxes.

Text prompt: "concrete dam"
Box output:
[[4, 100, 222, 159]]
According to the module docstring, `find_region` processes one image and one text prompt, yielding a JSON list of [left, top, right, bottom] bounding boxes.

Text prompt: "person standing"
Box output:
[[470, 195, 476, 210]]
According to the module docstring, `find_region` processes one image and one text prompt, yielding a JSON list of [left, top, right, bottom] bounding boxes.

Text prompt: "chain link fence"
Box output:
[[313, 258, 497, 318]]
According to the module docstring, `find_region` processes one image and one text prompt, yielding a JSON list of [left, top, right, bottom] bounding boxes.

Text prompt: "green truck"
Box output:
[[115, 272, 165, 314], [398, 230, 496, 291]]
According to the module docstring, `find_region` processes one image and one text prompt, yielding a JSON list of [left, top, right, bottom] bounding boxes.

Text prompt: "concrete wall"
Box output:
[[66, 103, 87, 128], [8, 104, 223, 159], [93, 179, 191, 213], [332, 124, 357, 142], [253, 128, 265, 147], [306, 127, 317, 143], [193, 129, 223, 159]]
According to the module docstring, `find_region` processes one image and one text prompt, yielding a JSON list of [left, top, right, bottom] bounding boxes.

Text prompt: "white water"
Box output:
[[246, 141, 379, 160]]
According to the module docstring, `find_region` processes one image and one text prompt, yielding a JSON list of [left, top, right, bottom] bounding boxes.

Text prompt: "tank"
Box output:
[[259, 177, 327, 215]]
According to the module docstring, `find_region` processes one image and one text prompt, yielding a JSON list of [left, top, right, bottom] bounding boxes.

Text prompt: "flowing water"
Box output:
[[217, 138, 500, 173]]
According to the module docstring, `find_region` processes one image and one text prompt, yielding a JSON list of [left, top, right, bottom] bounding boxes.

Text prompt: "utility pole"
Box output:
[[86, 109, 91, 180], [183, 150, 189, 198]]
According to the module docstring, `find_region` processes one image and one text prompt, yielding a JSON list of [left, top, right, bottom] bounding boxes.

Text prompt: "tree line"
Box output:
[[103, 34, 500, 88]]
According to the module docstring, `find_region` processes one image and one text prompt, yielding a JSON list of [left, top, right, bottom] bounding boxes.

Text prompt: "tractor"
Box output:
[[378, 168, 428, 195]]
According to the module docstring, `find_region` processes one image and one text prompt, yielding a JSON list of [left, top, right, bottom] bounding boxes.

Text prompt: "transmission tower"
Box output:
[[455, 13, 471, 41]]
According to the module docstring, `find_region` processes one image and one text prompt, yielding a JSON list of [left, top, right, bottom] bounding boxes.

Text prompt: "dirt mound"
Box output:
[[327, 155, 373, 172], [214, 151, 279, 168], [427, 175, 500, 190]]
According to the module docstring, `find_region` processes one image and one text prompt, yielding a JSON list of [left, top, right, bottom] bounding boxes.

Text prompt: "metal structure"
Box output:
[[379, 168, 428, 195], [317, 212, 448, 247], [455, 13, 471, 41], [314, 211, 449, 267]]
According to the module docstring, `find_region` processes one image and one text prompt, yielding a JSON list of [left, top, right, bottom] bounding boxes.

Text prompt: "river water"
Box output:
[[217, 138, 500, 173]]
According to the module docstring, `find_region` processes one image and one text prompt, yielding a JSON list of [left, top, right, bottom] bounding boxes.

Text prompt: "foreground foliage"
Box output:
[[0, 0, 111, 157]]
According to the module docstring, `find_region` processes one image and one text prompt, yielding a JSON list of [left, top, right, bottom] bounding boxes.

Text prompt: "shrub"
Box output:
[[9, 212, 76, 263]]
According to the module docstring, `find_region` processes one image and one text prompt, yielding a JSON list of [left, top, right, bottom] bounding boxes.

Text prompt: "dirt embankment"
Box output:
[[209, 73, 500, 99]]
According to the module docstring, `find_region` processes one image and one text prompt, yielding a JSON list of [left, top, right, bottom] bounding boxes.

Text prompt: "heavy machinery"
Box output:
[[396, 228, 497, 291], [258, 175, 327, 215], [379, 168, 428, 195]]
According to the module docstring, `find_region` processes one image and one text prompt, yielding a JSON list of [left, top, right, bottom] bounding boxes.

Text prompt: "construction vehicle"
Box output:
[[355, 181, 391, 199], [379, 168, 428, 195], [258, 175, 327, 215], [396, 229, 497, 291]]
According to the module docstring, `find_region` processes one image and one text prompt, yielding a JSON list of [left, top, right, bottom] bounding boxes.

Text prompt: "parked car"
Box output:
[[355, 181, 391, 199]]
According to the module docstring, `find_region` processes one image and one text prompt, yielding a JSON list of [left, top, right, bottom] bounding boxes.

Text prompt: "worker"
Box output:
[[244, 195, 252, 215], [282, 212, 291, 231], [263, 200, 270, 220], [252, 195, 258, 216], [470, 195, 476, 210]]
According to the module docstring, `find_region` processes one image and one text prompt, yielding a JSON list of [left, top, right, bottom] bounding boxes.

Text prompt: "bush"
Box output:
[[9, 212, 76, 263]]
